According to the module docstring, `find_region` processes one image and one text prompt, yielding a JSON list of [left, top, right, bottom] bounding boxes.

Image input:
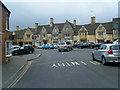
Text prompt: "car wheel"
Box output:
[[14, 52, 18, 56], [102, 56, 107, 65], [29, 51, 33, 54], [92, 53, 96, 61], [58, 50, 61, 52]]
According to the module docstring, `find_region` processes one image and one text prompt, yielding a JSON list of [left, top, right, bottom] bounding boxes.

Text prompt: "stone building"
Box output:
[[0, 1, 11, 63], [11, 17, 120, 46]]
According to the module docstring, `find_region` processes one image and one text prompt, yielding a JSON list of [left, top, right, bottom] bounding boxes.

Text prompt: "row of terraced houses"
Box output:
[[11, 17, 120, 47]]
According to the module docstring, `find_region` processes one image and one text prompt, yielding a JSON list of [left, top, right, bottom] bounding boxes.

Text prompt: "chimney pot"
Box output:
[[91, 16, 95, 24], [35, 23, 38, 28], [16, 26, 19, 31], [50, 18, 54, 27]]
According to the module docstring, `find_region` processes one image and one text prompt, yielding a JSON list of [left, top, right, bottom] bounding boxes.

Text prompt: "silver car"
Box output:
[[92, 44, 120, 65]]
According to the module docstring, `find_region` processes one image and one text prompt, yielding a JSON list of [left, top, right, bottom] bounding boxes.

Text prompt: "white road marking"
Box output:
[[89, 61, 101, 65], [61, 63, 65, 66], [51, 64, 58, 68], [58, 63, 61, 67], [89, 61, 97, 65], [71, 62, 80, 66], [66, 62, 71, 66], [93, 61, 101, 65], [80, 61, 87, 65]]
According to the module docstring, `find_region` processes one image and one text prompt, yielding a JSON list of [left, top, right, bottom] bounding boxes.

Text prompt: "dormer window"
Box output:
[[64, 34, 70, 38], [66, 27, 68, 31], [98, 32, 103, 35], [43, 34, 45, 37], [99, 26, 102, 30], [114, 30, 118, 35], [27, 34, 30, 38]]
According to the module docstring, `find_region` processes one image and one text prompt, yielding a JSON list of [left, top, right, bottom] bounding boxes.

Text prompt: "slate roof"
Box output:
[[12, 19, 116, 39]]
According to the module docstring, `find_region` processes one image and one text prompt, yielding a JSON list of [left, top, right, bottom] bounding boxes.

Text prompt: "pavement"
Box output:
[[2, 49, 41, 88]]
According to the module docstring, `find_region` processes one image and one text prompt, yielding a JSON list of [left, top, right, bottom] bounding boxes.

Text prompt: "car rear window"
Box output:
[[110, 45, 120, 50]]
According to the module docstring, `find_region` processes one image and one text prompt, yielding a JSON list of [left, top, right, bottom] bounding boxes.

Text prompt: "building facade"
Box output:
[[11, 17, 120, 47], [0, 1, 11, 63]]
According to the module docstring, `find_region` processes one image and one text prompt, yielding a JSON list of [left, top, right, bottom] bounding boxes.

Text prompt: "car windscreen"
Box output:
[[59, 43, 65, 45], [110, 45, 120, 50]]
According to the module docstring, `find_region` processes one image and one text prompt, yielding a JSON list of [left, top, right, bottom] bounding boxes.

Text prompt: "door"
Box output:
[[95, 45, 107, 60]]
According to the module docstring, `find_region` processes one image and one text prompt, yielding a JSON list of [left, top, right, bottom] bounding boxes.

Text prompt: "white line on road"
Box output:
[[61, 63, 65, 66], [80, 61, 87, 65], [66, 62, 71, 66], [71, 62, 80, 66], [51, 64, 58, 68], [89, 61, 97, 65], [58, 63, 61, 67], [89, 61, 101, 65], [93, 61, 101, 65]]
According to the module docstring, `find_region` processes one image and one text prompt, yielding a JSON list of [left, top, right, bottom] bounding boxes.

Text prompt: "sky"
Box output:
[[1, 0, 120, 31]]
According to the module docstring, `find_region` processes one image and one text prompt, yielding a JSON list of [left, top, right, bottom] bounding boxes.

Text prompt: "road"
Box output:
[[13, 48, 119, 88]]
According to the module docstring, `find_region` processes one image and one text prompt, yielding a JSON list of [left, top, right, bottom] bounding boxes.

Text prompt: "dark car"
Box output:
[[73, 41, 83, 48], [77, 42, 95, 49], [12, 45, 35, 56], [94, 42, 104, 48]]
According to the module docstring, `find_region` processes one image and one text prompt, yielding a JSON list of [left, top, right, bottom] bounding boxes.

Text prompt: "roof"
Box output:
[[12, 18, 117, 38], [0, 1, 10, 14]]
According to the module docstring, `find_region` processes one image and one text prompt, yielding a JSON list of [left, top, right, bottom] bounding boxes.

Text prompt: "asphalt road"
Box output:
[[13, 48, 119, 88]]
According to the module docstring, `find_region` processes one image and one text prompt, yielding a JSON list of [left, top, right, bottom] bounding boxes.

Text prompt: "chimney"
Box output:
[[35, 23, 38, 29], [16, 26, 19, 31], [50, 18, 54, 27], [74, 20, 76, 28], [91, 16, 95, 24]]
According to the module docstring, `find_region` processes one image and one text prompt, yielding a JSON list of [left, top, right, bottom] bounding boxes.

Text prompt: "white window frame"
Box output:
[[6, 40, 12, 57]]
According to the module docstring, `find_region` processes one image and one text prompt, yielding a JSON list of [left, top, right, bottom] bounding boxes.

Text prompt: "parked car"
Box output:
[[47, 43, 55, 49], [40, 43, 55, 49], [12, 45, 35, 56], [113, 40, 120, 44], [77, 42, 91, 49], [73, 41, 83, 48], [11, 45, 21, 52], [38, 45, 44, 49], [53, 43, 59, 49], [92, 44, 120, 65], [58, 42, 73, 52], [94, 42, 104, 48]]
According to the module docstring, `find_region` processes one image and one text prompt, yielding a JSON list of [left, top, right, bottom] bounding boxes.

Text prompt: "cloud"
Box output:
[[2, 1, 119, 30]]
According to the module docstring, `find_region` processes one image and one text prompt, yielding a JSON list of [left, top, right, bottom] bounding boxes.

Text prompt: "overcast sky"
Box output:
[[1, 0, 120, 31]]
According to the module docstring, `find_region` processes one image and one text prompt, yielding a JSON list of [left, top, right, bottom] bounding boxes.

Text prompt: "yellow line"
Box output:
[[7, 61, 32, 89]]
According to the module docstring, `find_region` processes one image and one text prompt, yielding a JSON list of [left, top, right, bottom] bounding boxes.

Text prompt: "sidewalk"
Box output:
[[2, 49, 41, 88]]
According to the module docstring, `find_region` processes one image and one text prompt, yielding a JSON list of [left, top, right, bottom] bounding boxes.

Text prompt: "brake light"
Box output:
[[64, 46, 67, 47], [108, 50, 113, 54]]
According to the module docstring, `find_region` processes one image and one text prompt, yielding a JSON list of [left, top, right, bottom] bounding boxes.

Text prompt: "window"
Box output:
[[114, 30, 118, 35], [98, 32, 103, 35], [27, 34, 30, 38], [66, 27, 68, 31], [99, 26, 102, 30], [110, 45, 120, 50], [80, 32, 87, 35], [43, 34, 45, 37], [64, 34, 70, 38], [99, 45, 107, 50], [6, 40, 12, 57], [53, 34, 58, 39]]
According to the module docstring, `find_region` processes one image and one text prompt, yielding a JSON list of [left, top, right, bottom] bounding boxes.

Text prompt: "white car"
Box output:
[[11, 45, 20, 52], [58, 42, 73, 52], [113, 40, 120, 44], [92, 44, 120, 65]]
